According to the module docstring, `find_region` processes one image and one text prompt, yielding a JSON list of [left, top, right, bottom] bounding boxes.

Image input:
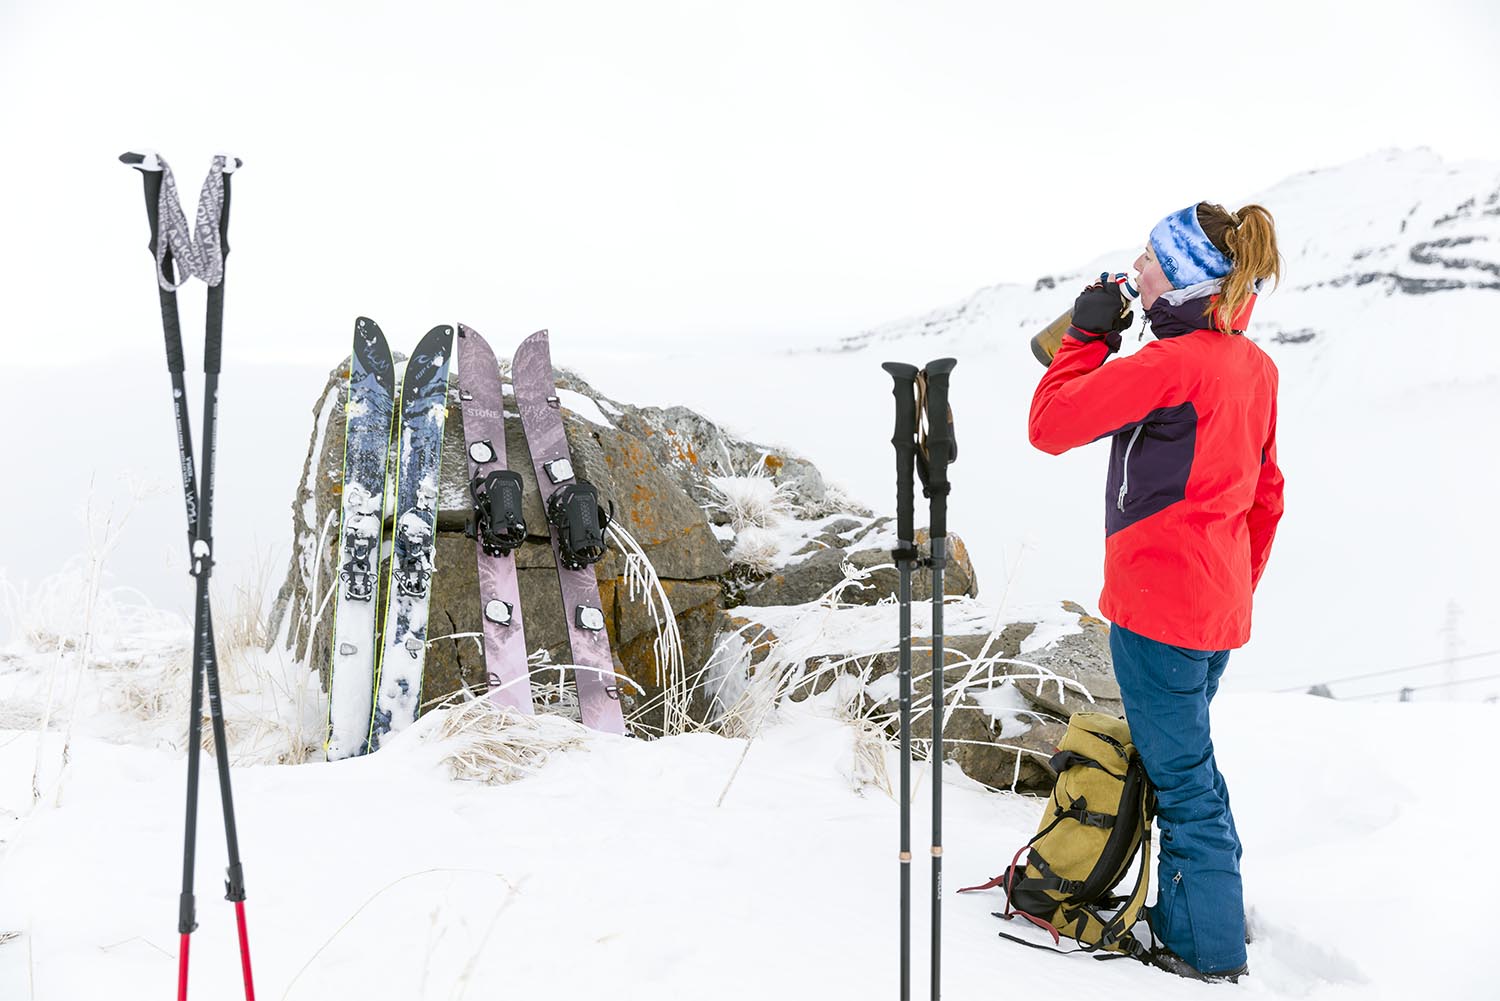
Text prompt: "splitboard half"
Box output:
[[370, 324, 455, 749], [456, 324, 534, 716], [327, 317, 396, 761], [511, 330, 626, 734]]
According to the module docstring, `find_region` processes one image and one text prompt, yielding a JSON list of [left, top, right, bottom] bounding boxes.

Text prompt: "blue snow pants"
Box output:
[[1109, 622, 1247, 973]]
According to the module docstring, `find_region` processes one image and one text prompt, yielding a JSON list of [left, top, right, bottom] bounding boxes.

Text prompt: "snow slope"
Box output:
[[1, 619, 1495, 1000]]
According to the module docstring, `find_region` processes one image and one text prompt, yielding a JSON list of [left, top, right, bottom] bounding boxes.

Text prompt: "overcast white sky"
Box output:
[[3, 0, 1499, 363]]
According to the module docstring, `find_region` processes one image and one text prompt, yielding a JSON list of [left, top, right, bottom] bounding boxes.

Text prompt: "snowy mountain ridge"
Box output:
[[833, 148, 1500, 355]]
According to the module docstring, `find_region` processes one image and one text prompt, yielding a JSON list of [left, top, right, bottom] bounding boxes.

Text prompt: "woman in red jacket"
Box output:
[[1029, 202, 1284, 981]]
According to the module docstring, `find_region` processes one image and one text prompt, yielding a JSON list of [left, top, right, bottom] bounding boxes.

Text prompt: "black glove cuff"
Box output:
[[1066, 326, 1123, 354]]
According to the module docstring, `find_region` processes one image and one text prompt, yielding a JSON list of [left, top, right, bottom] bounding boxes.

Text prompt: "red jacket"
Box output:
[[1028, 299, 1284, 650]]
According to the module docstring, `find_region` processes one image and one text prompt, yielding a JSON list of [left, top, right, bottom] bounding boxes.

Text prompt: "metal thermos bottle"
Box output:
[[1030, 272, 1140, 367]]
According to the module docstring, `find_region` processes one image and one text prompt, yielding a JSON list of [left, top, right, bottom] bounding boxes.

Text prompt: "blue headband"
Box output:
[[1149, 205, 1233, 289]]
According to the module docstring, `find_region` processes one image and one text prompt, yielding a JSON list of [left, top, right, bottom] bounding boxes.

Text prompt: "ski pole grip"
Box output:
[[121, 151, 190, 374], [921, 358, 957, 537], [120, 152, 165, 257], [882, 362, 919, 548]]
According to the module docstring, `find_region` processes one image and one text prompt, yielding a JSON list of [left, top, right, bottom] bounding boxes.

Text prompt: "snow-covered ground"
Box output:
[[2, 606, 1496, 1000]]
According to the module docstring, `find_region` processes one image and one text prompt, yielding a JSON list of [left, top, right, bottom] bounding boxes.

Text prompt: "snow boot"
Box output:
[[1149, 945, 1247, 984]]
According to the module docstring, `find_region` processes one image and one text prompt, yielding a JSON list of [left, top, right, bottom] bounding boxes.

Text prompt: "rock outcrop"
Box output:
[[266, 351, 982, 734]]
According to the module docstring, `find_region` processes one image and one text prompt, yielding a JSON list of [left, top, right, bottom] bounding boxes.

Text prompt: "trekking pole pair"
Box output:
[[119, 151, 256, 1001], [882, 359, 957, 1001]]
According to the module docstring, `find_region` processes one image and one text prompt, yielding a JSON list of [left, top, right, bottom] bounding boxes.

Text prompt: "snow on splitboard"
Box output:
[[456, 324, 535, 716], [511, 329, 626, 734], [370, 324, 454, 749], [326, 317, 396, 761]]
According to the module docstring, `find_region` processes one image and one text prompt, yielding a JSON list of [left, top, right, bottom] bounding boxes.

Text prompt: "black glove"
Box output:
[[1068, 276, 1132, 353]]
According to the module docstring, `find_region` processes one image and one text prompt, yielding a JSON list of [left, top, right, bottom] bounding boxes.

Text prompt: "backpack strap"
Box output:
[[1067, 772, 1157, 958], [1056, 805, 1116, 829], [995, 928, 1141, 962], [1021, 854, 1087, 897], [956, 802, 1074, 896], [1047, 749, 1112, 774]]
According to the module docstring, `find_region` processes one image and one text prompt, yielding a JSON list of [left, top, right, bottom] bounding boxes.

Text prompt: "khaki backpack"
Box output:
[[960, 712, 1156, 959]]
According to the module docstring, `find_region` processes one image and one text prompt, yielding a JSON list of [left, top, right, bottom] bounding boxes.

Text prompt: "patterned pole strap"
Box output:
[[154, 154, 233, 291]]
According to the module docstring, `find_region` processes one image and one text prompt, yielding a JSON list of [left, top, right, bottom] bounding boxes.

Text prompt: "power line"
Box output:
[[1345, 670, 1500, 701], [1275, 647, 1500, 693]]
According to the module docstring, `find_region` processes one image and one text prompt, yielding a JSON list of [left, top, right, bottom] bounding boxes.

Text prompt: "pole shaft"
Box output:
[[235, 902, 255, 1000], [177, 562, 207, 934], [898, 559, 912, 1001], [918, 357, 955, 1001], [883, 361, 918, 1001], [930, 535, 945, 1001], [177, 934, 191, 1001]]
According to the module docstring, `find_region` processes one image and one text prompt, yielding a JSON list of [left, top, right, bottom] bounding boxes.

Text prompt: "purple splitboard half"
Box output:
[[456, 324, 534, 716], [511, 330, 626, 735]]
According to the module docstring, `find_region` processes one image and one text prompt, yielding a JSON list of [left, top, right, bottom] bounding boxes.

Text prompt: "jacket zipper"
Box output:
[[1117, 426, 1144, 512]]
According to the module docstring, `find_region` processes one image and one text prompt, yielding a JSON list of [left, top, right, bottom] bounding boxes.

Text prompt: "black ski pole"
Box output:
[[882, 362, 920, 1001], [916, 357, 956, 1001], [119, 150, 255, 1001]]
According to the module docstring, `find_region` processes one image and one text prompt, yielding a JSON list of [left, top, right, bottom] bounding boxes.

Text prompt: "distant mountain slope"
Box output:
[[833, 148, 1500, 355]]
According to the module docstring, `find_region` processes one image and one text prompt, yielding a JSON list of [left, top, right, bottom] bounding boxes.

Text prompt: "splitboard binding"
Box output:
[[468, 468, 527, 557], [546, 480, 613, 570]]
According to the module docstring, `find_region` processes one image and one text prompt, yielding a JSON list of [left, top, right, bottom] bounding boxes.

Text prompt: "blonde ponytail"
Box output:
[[1198, 203, 1283, 333]]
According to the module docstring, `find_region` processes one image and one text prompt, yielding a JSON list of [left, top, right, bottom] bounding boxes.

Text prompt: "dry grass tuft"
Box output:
[[706, 447, 796, 532], [725, 527, 781, 577], [435, 698, 590, 784]]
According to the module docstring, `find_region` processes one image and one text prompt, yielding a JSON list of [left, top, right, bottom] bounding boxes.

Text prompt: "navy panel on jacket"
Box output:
[[1104, 402, 1198, 537]]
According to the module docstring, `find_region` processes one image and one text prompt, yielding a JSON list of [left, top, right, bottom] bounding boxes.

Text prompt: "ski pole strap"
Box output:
[[914, 359, 957, 524], [152, 154, 236, 291]]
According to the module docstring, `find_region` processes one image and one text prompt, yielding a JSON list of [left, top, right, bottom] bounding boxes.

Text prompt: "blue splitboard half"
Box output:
[[370, 324, 454, 749], [327, 317, 396, 761]]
